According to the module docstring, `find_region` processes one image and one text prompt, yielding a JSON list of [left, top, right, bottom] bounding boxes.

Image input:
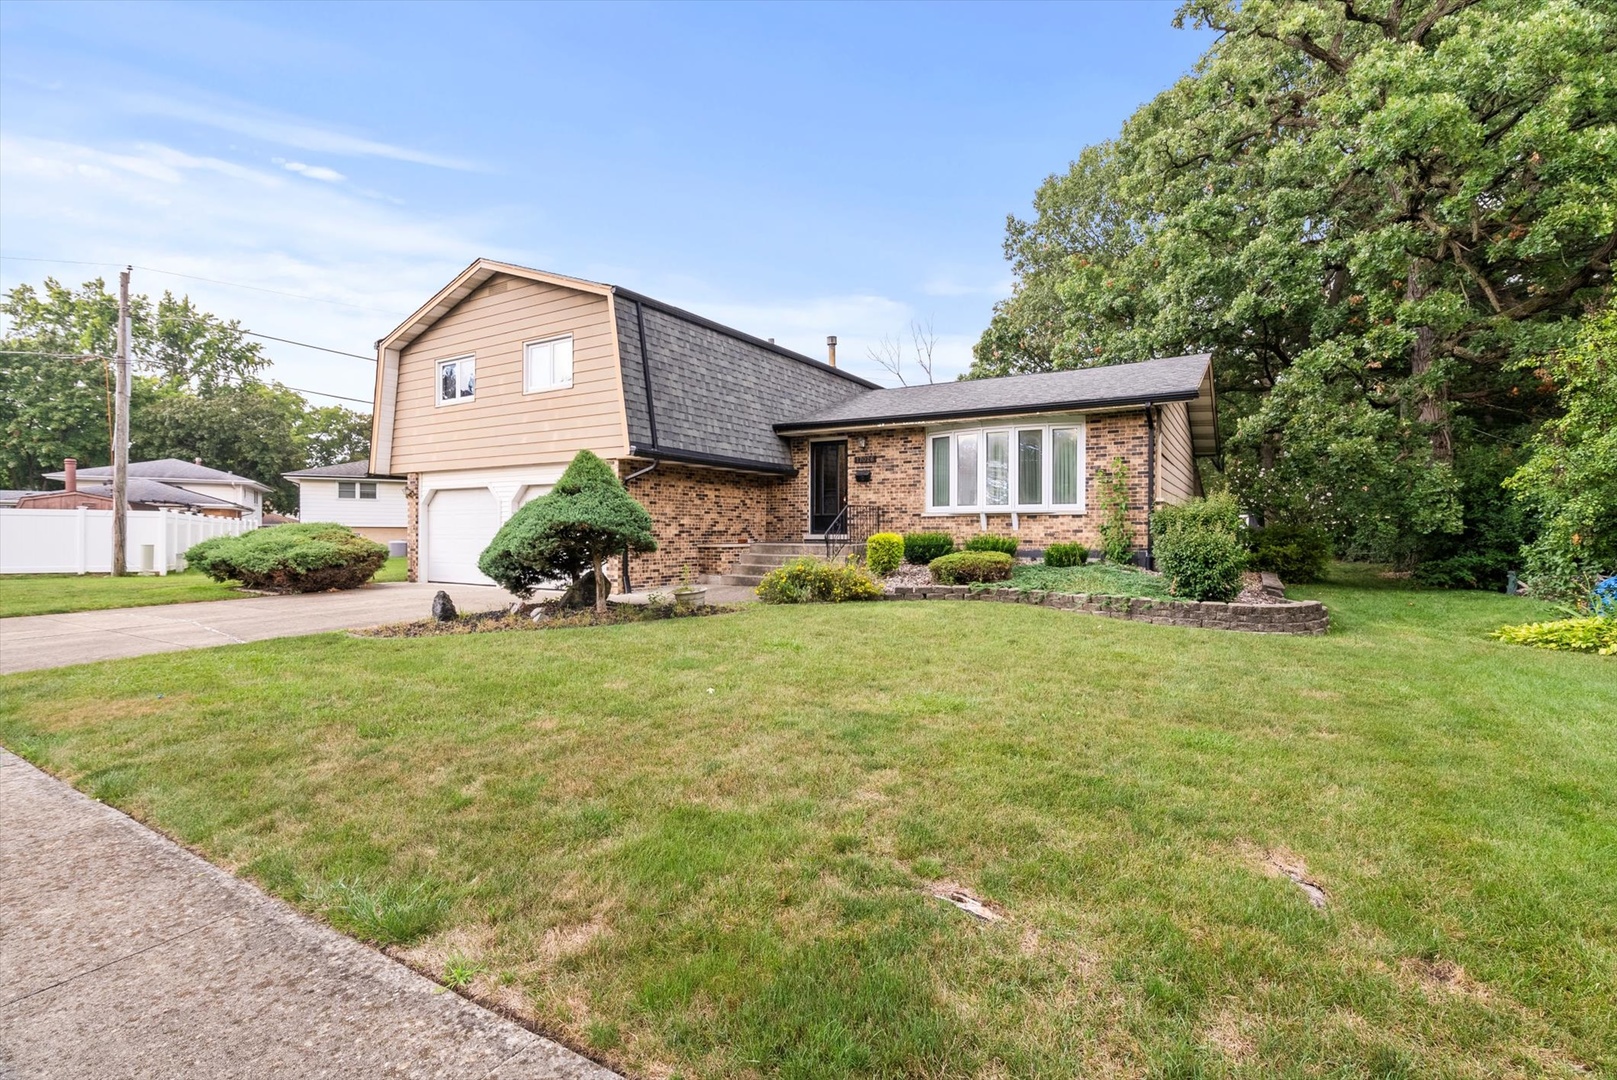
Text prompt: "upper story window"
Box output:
[[926, 419, 1085, 513], [337, 481, 378, 500], [436, 356, 475, 405], [524, 334, 574, 394]]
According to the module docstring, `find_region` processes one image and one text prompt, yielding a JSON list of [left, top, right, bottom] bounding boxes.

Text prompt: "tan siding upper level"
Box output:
[[1155, 400, 1197, 504], [389, 275, 626, 473]]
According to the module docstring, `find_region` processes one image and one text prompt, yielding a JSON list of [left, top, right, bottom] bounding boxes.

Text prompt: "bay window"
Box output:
[[925, 419, 1085, 513]]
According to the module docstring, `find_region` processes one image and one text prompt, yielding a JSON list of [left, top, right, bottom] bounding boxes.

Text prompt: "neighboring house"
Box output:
[[37, 458, 268, 523], [371, 258, 1217, 588], [282, 460, 408, 542]]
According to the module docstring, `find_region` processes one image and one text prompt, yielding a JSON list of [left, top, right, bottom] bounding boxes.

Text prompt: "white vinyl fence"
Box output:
[[0, 508, 251, 575]]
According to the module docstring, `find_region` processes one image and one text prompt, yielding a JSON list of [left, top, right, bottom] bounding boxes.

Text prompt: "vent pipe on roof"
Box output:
[[826, 336, 838, 368], [64, 458, 77, 493], [194, 457, 204, 466]]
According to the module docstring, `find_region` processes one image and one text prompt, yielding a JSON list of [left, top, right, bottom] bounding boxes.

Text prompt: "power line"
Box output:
[[281, 385, 372, 406], [238, 330, 372, 361]]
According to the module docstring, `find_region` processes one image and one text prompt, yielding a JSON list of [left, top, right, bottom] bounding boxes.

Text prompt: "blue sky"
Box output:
[[0, 1, 1210, 403]]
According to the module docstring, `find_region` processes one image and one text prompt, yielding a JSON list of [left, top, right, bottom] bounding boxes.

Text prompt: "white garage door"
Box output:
[[425, 487, 500, 585]]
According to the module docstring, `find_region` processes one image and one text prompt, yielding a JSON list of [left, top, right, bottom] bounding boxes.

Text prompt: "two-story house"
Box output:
[[370, 259, 1217, 588]]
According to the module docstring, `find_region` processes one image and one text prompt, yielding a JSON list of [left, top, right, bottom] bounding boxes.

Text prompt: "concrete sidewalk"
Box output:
[[0, 581, 519, 674], [0, 749, 617, 1079]]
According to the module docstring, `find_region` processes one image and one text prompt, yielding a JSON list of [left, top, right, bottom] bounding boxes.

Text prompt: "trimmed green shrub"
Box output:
[[1247, 522, 1331, 584], [929, 550, 1014, 585], [865, 532, 904, 576], [1095, 457, 1134, 563], [965, 533, 1019, 555], [185, 522, 388, 592], [1044, 542, 1087, 567], [1492, 616, 1616, 655], [479, 450, 655, 611], [903, 531, 955, 565], [756, 558, 883, 604], [1151, 494, 1246, 602]]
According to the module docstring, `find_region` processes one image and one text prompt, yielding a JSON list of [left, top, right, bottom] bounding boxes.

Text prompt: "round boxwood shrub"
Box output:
[[929, 550, 1014, 585], [1044, 542, 1088, 567], [1150, 495, 1246, 602], [903, 531, 955, 565], [1246, 522, 1330, 584], [864, 532, 904, 576], [185, 522, 388, 592], [757, 558, 883, 603], [964, 533, 1019, 555]]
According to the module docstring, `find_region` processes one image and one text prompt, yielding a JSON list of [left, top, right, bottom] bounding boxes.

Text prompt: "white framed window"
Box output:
[[337, 481, 377, 500], [436, 355, 475, 405], [924, 419, 1085, 513], [524, 334, 574, 394]]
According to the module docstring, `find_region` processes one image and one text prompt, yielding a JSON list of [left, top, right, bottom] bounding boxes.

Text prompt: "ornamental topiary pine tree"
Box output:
[[477, 450, 656, 613]]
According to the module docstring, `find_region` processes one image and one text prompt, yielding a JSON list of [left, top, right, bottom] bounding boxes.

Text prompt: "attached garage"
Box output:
[[424, 487, 500, 585]]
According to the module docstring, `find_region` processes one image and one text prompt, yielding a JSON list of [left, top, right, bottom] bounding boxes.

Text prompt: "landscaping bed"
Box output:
[[2, 570, 1610, 1076], [356, 601, 737, 638]]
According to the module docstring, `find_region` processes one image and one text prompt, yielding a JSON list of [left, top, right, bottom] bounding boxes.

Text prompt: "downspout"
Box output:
[[623, 298, 661, 595], [620, 459, 658, 593], [1144, 403, 1157, 569]]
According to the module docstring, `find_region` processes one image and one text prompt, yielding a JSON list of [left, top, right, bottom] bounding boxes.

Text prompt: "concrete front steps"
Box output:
[[708, 541, 864, 587]]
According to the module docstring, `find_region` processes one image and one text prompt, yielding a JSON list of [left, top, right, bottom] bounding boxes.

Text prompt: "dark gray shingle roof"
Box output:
[[45, 458, 273, 492], [79, 478, 247, 509], [775, 354, 1213, 431], [283, 460, 404, 480], [613, 291, 874, 473]]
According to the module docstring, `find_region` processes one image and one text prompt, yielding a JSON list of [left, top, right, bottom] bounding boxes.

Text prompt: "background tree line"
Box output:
[[973, 0, 1613, 590], [1, 277, 372, 513]]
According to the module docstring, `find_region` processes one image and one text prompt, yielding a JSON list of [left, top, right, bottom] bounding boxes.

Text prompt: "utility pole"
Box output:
[[111, 267, 131, 576]]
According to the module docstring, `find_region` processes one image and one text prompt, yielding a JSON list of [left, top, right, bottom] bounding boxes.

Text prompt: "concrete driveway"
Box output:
[[0, 582, 518, 675]]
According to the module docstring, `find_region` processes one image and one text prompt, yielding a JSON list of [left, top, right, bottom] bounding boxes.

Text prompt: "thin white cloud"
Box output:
[[0, 134, 510, 403], [118, 92, 480, 171], [279, 160, 346, 183]]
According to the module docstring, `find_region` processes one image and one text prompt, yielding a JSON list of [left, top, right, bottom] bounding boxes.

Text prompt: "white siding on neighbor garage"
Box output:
[[0, 508, 249, 575], [296, 479, 407, 529]]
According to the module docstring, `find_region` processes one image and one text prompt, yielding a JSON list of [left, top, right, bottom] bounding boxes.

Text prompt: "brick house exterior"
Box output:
[[373, 260, 1217, 590]]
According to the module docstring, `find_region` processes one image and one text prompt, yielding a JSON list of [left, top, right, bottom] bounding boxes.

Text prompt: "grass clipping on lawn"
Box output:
[[2, 568, 1612, 1077]]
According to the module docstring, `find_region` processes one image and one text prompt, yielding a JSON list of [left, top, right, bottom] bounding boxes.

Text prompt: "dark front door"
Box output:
[[809, 440, 848, 535]]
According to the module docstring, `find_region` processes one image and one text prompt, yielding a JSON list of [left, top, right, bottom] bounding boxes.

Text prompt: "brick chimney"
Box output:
[[63, 458, 77, 493], [826, 335, 838, 368]]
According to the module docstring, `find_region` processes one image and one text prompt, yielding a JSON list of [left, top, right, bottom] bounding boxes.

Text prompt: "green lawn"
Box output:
[[1, 569, 1611, 1077], [0, 557, 409, 618]]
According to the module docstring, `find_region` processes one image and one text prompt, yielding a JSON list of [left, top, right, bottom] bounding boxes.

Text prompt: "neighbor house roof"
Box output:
[[45, 458, 274, 493], [776, 353, 1219, 457], [81, 478, 249, 510], [372, 258, 877, 476], [282, 459, 404, 481], [0, 490, 34, 507]]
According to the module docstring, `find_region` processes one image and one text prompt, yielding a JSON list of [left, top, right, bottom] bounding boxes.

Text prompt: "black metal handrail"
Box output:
[[822, 505, 883, 561]]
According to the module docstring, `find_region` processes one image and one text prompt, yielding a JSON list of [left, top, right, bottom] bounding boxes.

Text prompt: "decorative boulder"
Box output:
[[431, 590, 458, 621]]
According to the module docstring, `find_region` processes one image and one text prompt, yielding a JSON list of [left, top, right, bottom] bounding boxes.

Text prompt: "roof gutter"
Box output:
[[626, 444, 796, 477], [773, 389, 1202, 435]]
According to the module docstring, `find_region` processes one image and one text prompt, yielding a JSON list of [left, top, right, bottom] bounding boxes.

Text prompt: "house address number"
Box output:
[[853, 454, 877, 464]]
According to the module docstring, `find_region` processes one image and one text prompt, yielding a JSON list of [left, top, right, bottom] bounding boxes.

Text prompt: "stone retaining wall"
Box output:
[[884, 585, 1328, 635]]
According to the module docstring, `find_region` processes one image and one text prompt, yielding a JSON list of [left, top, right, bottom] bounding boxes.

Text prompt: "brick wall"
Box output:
[[621, 461, 786, 586], [780, 410, 1154, 552], [404, 473, 420, 582]]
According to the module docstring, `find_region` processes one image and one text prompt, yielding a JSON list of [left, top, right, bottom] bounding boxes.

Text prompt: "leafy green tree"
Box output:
[[975, 0, 1615, 568], [478, 450, 656, 613], [1505, 307, 1616, 606], [297, 405, 373, 469], [134, 382, 309, 513]]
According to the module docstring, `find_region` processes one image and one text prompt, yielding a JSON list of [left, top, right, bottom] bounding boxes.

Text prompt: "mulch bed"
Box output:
[[355, 603, 739, 638]]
